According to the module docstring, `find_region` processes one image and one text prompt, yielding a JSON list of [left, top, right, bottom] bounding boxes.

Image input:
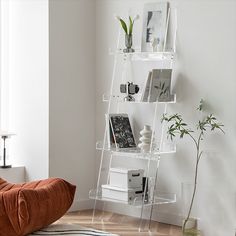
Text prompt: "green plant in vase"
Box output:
[[161, 100, 224, 236], [115, 15, 139, 53]]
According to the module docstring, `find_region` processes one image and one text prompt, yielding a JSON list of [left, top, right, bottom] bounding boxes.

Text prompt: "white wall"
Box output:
[[8, 0, 49, 181], [49, 0, 96, 210], [95, 0, 236, 235], [5, 0, 96, 210]]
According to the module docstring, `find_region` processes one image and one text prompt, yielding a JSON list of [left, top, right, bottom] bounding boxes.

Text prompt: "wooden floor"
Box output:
[[57, 210, 182, 236]]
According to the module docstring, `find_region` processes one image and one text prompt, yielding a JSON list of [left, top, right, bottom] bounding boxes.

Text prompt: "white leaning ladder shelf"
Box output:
[[89, 8, 178, 231]]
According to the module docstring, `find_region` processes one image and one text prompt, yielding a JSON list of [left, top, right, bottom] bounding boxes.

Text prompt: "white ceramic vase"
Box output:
[[138, 125, 153, 152]]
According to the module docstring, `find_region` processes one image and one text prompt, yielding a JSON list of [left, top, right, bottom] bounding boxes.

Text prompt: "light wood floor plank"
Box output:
[[57, 210, 182, 236]]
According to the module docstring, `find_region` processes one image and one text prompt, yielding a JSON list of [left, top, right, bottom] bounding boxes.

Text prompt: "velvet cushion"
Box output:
[[0, 178, 76, 236]]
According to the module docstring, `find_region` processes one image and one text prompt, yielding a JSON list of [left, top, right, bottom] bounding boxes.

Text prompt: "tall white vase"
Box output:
[[138, 125, 153, 152]]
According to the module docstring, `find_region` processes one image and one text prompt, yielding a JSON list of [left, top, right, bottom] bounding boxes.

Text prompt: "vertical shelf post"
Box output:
[[148, 103, 168, 230], [139, 102, 158, 231], [92, 27, 121, 223]]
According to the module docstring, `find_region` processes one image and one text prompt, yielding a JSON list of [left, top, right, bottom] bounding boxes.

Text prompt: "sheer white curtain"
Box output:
[[0, 0, 10, 131]]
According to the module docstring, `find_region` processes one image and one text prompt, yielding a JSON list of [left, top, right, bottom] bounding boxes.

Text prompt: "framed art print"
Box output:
[[141, 2, 168, 52], [109, 114, 136, 149], [141, 69, 172, 102]]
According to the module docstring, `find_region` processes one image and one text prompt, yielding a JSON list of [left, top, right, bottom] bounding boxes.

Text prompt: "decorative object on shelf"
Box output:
[[101, 168, 144, 203], [0, 132, 15, 169], [120, 82, 139, 101], [125, 34, 133, 53], [141, 2, 168, 52], [138, 125, 153, 152], [115, 15, 139, 53], [141, 69, 172, 102], [162, 99, 225, 235], [109, 113, 136, 149], [150, 37, 160, 52], [102, 184, 142, 203], [109, 168, 144, 190]]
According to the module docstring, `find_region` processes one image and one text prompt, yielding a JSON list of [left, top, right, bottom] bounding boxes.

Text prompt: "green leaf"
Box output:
[[161, 83, 165, 90], [129, 16, 133, 35], [119, 19, 128, 34]]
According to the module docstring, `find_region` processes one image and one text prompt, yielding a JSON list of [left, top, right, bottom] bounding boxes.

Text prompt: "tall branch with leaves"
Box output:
[[161, 100, 224, 235]]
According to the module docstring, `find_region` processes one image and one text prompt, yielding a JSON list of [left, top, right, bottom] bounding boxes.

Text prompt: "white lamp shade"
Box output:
[[0, 131, 16, 138]]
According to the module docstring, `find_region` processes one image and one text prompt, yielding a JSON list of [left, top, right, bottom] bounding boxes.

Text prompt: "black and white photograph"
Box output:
[[141, 69, 172, 102], [141, 2, 168, 52], [109, 114, 136, 149]]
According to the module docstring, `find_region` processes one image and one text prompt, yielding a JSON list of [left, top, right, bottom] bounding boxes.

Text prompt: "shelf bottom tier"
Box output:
[[89, 188, 176, 207]]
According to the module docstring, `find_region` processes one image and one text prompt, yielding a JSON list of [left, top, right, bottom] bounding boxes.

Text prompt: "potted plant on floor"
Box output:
[[161, 100, 224, 235]]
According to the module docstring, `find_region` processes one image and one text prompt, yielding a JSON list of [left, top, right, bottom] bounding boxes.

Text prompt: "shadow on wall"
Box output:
[[172, 72, 201, 104], [198, 186, 235, 236]]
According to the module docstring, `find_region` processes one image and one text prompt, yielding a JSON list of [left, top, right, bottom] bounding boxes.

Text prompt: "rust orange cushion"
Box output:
[[0, 178, 76, 236]]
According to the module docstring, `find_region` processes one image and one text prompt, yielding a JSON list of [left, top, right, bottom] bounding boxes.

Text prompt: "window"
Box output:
[[0, 0, 10, 131]]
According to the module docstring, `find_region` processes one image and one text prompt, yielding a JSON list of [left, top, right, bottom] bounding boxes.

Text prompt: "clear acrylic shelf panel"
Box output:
[[96, 141, 176, 159], [103, 94, 176, 104], [109, 49, 175, 62], [89, 188, 176, 207]]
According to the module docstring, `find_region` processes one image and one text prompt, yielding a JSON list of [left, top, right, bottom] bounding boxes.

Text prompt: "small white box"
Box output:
[[102, 184, 142, 202], [109, 168, 144, 190]]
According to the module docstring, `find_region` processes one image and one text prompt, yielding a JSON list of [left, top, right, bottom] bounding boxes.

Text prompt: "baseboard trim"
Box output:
[[69, 199, 93, 212]]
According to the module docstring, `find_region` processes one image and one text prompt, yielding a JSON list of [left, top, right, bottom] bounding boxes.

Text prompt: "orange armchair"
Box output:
[[0, 177, 76, 236]]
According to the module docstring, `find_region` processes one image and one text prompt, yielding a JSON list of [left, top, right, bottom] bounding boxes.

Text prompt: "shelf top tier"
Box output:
[[109, 49, 175, 62], [89, 188, 176, 207], [103, 94, 176, 104], [96, 141, 176, 159]]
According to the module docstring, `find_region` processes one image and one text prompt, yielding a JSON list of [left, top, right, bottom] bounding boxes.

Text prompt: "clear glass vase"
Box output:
[[123, 34, 135, 53]]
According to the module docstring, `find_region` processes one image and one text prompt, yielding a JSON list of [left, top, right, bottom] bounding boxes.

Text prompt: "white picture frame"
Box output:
[[141, 2, 168, 52]]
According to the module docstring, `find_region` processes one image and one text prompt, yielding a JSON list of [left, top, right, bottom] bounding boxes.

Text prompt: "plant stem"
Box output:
[[182, 133, 203, 234]]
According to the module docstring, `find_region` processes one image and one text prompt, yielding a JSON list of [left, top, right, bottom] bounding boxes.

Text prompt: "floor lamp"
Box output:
[[0, 132, 15, 169]]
